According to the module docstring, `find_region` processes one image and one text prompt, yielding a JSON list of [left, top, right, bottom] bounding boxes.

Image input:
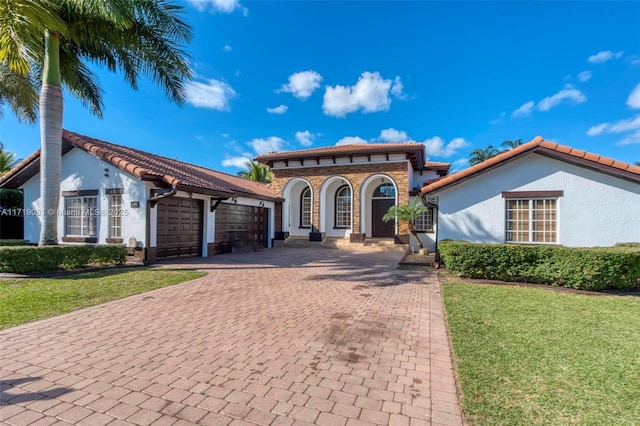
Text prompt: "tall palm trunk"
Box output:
[[39, 32, 63, 246]]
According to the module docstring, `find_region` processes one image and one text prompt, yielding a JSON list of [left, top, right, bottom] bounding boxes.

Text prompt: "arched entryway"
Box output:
[[371, 182, 396, 237], [360, 175, 398, 238], [282, 178, 313, 236], [319, 176, 353, 238]]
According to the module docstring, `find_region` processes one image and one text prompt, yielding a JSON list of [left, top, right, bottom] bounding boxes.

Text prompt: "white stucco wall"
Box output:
[[410, 169, 440, 192], [434, 153, 640, 247], [21, 148, 148, 245], [282, 179, 313, 236]]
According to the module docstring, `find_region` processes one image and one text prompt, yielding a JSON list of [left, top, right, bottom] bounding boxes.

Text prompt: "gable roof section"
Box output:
[[255, 143, 426, 170], [420, 136, 640, 194], [0, 130, 279, 201]]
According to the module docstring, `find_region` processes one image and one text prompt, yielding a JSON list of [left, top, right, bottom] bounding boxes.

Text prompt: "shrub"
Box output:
[[0, 239, 30, 246], [0, 245, 126, 274], [439, 240, 640, 291]]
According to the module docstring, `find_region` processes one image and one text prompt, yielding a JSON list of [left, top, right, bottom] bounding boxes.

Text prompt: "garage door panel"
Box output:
[[156, 197, 203, 259]]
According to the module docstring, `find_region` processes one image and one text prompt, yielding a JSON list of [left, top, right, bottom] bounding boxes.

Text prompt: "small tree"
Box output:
[[469, 145, 500, 165], [237, 160, 272, 183], [382, 198, 430, 250], [0, 143, 23, 209]]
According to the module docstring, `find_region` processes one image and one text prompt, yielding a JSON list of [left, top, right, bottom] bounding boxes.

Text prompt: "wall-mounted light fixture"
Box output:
[[259, 201, 264, 207], [104, 168, 109, 178]]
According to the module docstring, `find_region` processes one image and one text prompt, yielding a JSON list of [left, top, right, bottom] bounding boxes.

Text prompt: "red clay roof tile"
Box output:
[[420, 136, 640, 194], [0, 130, 278, 200]]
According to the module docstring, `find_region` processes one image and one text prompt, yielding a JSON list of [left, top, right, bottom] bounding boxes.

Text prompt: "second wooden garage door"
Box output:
[[156, 197, 203, 259]]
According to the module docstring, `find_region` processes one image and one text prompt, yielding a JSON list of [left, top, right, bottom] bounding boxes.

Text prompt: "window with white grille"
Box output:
[[335, 185, 351, 228], [506, 198, 557, 243]]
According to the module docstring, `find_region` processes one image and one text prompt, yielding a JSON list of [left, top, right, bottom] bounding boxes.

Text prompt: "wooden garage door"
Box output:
[[215, 203, 269, 248], [156, 197, 203, 259]]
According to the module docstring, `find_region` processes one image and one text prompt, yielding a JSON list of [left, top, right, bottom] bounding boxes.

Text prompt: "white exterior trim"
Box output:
[[319, 175, 353, 237]]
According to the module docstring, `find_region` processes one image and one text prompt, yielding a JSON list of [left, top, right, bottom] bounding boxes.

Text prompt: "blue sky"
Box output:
[[1, 0, 639, 173]]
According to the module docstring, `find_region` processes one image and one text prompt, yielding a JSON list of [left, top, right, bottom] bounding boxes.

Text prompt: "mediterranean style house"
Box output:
[[1, 131, 638, 262]]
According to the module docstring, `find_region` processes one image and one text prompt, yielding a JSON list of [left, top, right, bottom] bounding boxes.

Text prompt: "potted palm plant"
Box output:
[[382, 198, 430, 254]]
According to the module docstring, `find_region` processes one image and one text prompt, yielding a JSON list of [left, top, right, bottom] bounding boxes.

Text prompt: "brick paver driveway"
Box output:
[[1, 247, 463, 425]]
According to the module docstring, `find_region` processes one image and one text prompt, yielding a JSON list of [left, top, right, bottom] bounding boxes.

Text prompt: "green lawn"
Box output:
[[0, 267, 206, 330], [442, 280, 640, 425]]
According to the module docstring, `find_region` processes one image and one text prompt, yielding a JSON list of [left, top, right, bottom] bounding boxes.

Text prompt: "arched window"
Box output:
[[334, 185, 351, 228], [300, 187, 311, 228], [373, 183, 396, 198]]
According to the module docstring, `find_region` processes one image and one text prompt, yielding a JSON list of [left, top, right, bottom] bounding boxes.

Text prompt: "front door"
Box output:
[[371, 199, 395, 237]]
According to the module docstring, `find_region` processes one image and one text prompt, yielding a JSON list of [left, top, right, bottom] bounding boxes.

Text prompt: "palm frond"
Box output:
[[0, 61, 39, 123], [0, 0, 66, 74]]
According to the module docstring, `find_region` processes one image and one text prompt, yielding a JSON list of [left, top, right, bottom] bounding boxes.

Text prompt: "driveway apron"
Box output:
[[1, 247, 463, 425]]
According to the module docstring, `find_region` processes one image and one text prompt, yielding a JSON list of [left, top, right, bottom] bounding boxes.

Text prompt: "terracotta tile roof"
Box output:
[[420, 136, 640, 194], [255, 142, 426, 170], [0, 130, 279, 201], [424, 161, 450, 169]]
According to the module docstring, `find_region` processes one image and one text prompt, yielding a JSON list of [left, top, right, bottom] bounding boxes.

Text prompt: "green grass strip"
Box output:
[[442, 281, 640, 425], [0, 267, 206, 330]]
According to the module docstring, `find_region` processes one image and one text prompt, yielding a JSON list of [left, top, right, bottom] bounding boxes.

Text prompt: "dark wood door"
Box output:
[[156, 197, 203, 259], [372, 199, 395, 237]]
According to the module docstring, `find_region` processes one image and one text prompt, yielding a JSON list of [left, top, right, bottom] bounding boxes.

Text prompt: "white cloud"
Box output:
[[222, 45, 232, 52], [537, 85, 586, 111], [185, 79, 236, 110], [587, 50, 624, 63], [587, 115, 640, 136], [248, 137, 284, 155], [390, 76, 407, 100], [422, 137, 470, 158], [278, 70, 323, 100], [450, 158, 470, 172], [578, 71, 592, 82], [335, 136, 367, 146], [187, 0, 242, 13], [295, 131, 316, 147], [266, 104, 288, 114], [511, 101, 535, 118], [586, 123, 608, 136], [626, 83, 640, 109], [322, 71, 400, 117], [222, 156, 251, 168], [378, 128, 408, 142], [616, 130, 640, 146]]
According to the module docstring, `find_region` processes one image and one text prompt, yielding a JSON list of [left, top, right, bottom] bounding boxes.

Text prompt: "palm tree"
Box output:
[[237, 160, 272, 183], [0, 63, 39, 123], [501, 138, 523, 151], [0, 0, 193, 245], [382, 198, 430, 250], [635, 162, 640, 166], [468, 145, 500, 166], [0, 142, 21, 175]]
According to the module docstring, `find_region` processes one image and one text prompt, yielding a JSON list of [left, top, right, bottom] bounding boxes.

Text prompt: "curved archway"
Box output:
[[360, 174, 399, 237], [282, 178, 313, 236], [319, 175, 353, 237]]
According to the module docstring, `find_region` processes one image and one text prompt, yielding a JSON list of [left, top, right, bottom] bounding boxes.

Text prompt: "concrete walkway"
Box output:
[[0, 247, 463, 425]]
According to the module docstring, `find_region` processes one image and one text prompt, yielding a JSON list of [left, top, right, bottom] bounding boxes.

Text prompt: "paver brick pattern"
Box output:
[[0, 247, 463, 425]]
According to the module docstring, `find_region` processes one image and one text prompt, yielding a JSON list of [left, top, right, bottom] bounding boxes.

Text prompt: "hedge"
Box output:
[[0, 239, 30, 246], [0, 245, 126, 274], [439, 240, 640, 291]]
